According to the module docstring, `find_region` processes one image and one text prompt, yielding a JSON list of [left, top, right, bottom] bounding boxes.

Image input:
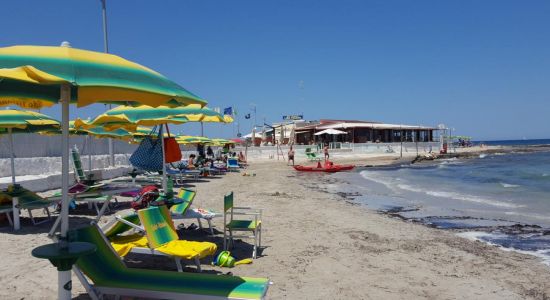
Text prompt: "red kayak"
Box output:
[[293, 161, 355, 173]]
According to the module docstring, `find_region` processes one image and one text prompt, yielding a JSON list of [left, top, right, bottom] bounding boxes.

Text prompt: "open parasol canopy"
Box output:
[[314, 128, 347, 135], [0, 109, 60, 184], [0, 45, 206, 108], [175, 135, 212, 145]]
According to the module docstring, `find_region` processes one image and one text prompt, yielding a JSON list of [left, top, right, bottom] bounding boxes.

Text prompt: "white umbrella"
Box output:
[[314, 128, 347, 135]]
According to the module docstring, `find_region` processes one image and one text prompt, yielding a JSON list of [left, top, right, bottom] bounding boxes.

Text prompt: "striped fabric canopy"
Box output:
[[73, 107, 190, 132], [0, 45, 207, 109], [172, 104, 231, 123], [175, 135, 212, 145], [209, 138, 235, 146], [0, 109, 60, 133]]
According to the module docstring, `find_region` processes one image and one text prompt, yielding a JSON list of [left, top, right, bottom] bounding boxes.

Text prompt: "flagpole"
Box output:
[[100, 0, 115, 167]]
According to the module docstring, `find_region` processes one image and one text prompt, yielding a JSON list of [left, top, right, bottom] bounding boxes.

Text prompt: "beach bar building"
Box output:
[[294, 119, 435, 145]]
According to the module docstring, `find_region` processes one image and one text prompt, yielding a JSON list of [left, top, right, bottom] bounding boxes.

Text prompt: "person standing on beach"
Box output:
[[288, 145, 295, 166], [323, 144, 329, 161]]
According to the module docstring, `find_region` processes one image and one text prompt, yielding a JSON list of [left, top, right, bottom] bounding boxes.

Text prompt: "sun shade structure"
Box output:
[[176, 135, 212, 145], [0, 43, 207, 300], [314, 128, 347, 135], [0, 109, 60, 231], [0, 109, 60, 184], [74, 105, 191, 132], [0, 45, 206, 108], [209, 138, 235, 146]]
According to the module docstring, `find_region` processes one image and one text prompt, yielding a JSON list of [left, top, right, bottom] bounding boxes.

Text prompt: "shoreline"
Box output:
[[1, 148, 550, 299]]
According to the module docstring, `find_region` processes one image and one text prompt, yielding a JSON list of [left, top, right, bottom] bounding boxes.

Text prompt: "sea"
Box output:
[[330, 139, 550, 264]]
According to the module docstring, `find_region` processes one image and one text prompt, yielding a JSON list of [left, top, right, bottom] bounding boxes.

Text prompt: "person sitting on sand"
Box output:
[[323, 144, 329, 161], [288, 146, 295, 166]]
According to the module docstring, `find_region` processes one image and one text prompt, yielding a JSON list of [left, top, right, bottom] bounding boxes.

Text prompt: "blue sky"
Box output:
[[2, 0, 549, 140]]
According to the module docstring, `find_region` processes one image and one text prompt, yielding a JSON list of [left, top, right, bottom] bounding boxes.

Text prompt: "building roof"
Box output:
[[317, 122, 435, 130], [294, 119, 435, 132]]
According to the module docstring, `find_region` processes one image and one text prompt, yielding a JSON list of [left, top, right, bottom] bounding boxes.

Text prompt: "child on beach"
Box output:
[[288, 146, 295, 166], [323, 144, 329, 161]]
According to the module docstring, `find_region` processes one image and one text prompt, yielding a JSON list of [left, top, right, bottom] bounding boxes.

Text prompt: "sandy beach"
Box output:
[[1, 151, 550, 299]]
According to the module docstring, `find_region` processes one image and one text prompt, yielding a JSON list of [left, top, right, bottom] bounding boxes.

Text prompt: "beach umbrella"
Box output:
[[0, 44, 206, 300], [0, 109, 60, 184], [73, 105, 193, 192], [0, 109, 59, 231], [209, 138, 235, 146], [314, 128, 347, 135], [167, 104, 232, 136], [73, 105, 191, 132], [175, 135, 212, 145]]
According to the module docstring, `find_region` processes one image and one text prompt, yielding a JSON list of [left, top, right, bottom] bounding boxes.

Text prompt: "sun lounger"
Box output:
[[223, 192, 262, 259], [306, 152, 322, 161], [104, 205, 217, 272], [71, 145, 97, 185], [170, 188, 221, 235], [0, 186, 54, 228], [166, 167, 202, 185], [0, 203, 13, 227], [70, 225, 270, 299]]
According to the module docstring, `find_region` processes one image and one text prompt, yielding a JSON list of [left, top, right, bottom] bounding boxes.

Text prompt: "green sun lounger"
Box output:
[[105, 205, 217, 272], [306, 152, 321, 161], [70, 225, 270, 299], [0, 186, 54, 226], [170, 188, 220, 235]]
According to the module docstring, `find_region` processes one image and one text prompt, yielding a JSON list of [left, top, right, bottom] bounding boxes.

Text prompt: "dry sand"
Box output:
[[1, 152, 549, 299]]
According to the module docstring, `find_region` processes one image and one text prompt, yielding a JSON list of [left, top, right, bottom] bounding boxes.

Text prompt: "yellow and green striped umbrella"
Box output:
[[0, 109, 60, 185], [0, 45, 206, 109], [0, 109, 60, 133], [175, 135, 212, 145], [73, 105, 194, 132], [208, 138, 235, 146], [172, 104, 232, 123]]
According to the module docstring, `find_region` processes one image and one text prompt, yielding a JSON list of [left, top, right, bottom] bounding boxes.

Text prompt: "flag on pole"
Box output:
[[245, 113, 251, 119], [223, 107, 233, 116]]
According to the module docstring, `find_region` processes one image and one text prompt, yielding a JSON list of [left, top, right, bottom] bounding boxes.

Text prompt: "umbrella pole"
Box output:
[[59, 84, 71, 300], [88, 135, 92, 173], [8, 128, 20, 231], [160, 125, 167, 192]]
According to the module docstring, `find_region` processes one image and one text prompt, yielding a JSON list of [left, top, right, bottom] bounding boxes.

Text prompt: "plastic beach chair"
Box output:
[[105, 205, 217, 272], [70, 225, 270, 299], [223, 192, 263, 259], [71, 145, 96, 185], [170, 189, 221, 235], [227, 158, 240, 172]]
